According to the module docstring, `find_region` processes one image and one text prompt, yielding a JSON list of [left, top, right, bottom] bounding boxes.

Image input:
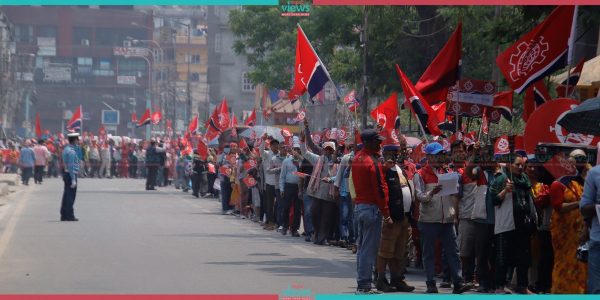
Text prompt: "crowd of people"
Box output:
[[1, 117, 599, 295]]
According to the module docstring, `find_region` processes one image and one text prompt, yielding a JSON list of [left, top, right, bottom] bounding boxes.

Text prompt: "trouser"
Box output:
[[377, 218, 410, 275], [418, 222, 464, 285], [495, 228, 531, 289], [90, 159, 100, 177], [192, 173, 200, 195], [311, 197, 336, 244], [163, 167, 169, 186], [200, 172, 208, 195], [339, 194, 352, 242], [474, 222, 495, 289], [535, 230, 553, 292], [207, 173, 216, 195], [156, 166, 164, 186], [129, 163, 137, 178], [280, 183, 301, 231], [99, 159, 110, 177], [146, 166, 158, 189], [110, 160, 117, 178], [355, 203, 382, 290], [34, 165, 45, 183], [589, 240, 600, 294], [60, 172, 77, 219], [302, 193, 313, 235], [265, 184, 277, 224], [21, 167, 33, 184], [221, 177, 232, 212]]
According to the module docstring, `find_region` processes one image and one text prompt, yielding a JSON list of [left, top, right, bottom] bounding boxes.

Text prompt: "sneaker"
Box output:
[[439, 281, 452, 288], [355, 288, 383, 295], [277, 226, 284, 232], [453, 282, 473, 294], [281, 229, 288, 236]]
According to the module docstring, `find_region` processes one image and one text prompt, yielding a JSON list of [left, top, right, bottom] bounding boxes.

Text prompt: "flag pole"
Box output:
[[565, 5, 579, 98]]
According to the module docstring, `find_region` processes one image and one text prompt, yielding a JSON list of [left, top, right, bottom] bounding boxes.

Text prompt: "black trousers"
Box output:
[[280, 183, 301, 231], [265, 184, 277, 224], [311, 197, 336, 244], [60, 172, 77, 219], [495, 227, 531, 288], [535, 230, 554, 292], [34, 165, 45, 183], [475, 223, 496, 289], [146, 166, 158, 189], [192, 173, 200, 196], [21, 167, 33, 184]]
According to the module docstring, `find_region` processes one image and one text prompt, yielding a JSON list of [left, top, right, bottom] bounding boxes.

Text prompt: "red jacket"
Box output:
[[352, 148, 390, 218]]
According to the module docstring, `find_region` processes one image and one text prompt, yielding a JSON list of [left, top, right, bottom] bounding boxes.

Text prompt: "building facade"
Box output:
[[2, 6, 153, 136], [207, 6, 254, 123]]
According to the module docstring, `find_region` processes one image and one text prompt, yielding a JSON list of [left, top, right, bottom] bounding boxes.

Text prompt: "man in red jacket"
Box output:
[[352, 129, 392, 294]]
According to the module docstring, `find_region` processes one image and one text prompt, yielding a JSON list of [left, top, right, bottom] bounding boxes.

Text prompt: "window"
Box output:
[[15, 24, 33, 43], [190, 54, 200, 64], [77, 57, 93, 74], [117, 57, 147, 77], [242, 72, 255, 92], [214, 33, 222, 53], [190, 72, 200, 81], [37, 26, 57, 38], [73, 27, 92, 45]]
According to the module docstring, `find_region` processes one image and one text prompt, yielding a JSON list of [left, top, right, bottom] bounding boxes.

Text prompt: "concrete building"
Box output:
[[2, 6, 153, 136], [0, 10, 17, 136], [207, 6, 254, 123]]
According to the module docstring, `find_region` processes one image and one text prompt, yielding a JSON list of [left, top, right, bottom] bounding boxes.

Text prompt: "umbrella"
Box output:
[[240, 125, 284, 142], [404, 136, 423, 148], [217, 126, 250, 145], [558, 97, 600, 136]]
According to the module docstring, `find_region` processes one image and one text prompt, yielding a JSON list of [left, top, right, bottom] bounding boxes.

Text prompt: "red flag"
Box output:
[[416, 23, 462, 105], [343, 90, 360, 112], [131, 112, 137, 123], [294, 109, 306, 122], [151, 110, 162, 125], [370, 92, 400, 131], [514, 135, 526, 156], [66, 105, 82, 132], [293, 171, 310, 179], [188, 114, 199, 134], [496, 6, 576, 94], [490, 90, 514, 122], [463, 131, 477, 146], [245, 109, 256, 126], [523, 80, 551, 121], [205, 98, 230, 141], [494, 135, 510, 156], [431, 102, 447, 126], [197, 138, 208, 160], [396, 64, 442, 136], [239, 138, 249, 150], [543, 152, 578, 180], [288, 24, 331, 101], [136, 109, 151, 127], [242, 176, 258, 188], [243, 158, 257, 171], [217, 98, 230, 131], [35, 113, 42, 138], [230, 114, 239, 137]]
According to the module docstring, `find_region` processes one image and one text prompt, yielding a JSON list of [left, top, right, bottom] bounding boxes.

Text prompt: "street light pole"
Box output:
[[173, 20, 192, 124]]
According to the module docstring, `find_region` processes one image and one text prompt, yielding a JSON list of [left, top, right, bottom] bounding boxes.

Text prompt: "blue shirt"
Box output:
[[62, 144, 80, 181], [279, 156, 300, 192], [19, 147, 35, 168], [581, 165, 600, 242]]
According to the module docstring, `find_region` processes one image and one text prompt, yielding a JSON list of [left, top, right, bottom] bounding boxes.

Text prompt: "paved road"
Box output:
[[0, 177, 440, 295]]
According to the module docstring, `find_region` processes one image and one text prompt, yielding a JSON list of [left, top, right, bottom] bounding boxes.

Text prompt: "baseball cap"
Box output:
[[323, 141, 336, 151], [424, 142, 445, 155], [569, 149, 586, 158], [360, 129, 385, 142]]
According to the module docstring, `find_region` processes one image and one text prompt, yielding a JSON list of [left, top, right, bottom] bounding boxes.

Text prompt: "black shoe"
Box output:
[[375, 277, 395, 293], [391, 280, 415, 292], [192, 193, 199, 198], [291, 231, 300, 237], [61, 218, 79, 221], [476, 286, 491, 293], [305, 235, 312, 242], [426, 281, 438, 294], [439, 281, 452, 288], [453, 282, 473, 294], [281, 229, 288, 236]]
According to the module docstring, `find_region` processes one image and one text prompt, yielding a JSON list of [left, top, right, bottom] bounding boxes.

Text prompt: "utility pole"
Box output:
[[360, 5, 369, 129]]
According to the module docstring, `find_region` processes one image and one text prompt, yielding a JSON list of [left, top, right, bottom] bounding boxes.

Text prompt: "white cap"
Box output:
[[569, 149, 586, 158], [323, 141, 336, 151], [67, 132, 80, 138]]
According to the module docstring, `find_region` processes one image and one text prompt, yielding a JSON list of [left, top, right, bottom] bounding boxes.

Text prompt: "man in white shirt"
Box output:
[[33, 139, 50, 184]]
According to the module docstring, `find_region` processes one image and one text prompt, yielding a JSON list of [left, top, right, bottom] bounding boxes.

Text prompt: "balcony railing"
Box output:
[[175, 35, 206, 45]]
